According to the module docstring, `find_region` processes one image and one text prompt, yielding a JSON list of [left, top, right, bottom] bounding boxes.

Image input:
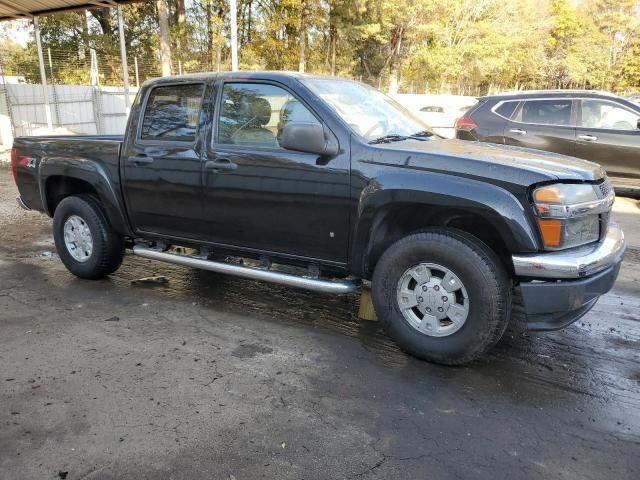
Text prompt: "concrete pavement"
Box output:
[[1, 169, 639, 480]]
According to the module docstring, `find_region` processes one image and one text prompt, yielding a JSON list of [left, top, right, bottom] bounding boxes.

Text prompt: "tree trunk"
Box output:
[[247, 0, 253, 43], [387, 63, 399, 94], [298, 0, 307, 73], [176, 0, 186, 25], [175, 0, 186, 63], [329, 17, 338, 75], [79, 10, 90, 60], [216, 1, 225, 71], [386, 31, 402, 94], [157, 0, 172, 76], [329, 6, 336, 76], [92, 10, 112, 35]]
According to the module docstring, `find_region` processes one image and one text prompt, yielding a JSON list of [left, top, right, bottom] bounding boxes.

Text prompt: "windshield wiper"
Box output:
[[410, 129, 434, 138], [369, 130, 435, 145], [368, 134, 409, 144]]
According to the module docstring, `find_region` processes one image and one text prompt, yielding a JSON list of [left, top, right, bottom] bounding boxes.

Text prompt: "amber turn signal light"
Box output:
[[533, 186, 562, 204], [537, 218, 562, 247]]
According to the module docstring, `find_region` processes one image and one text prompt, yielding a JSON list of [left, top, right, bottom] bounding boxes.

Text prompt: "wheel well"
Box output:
[[365, 204, 513, 277], [45, 176, 99, 215]]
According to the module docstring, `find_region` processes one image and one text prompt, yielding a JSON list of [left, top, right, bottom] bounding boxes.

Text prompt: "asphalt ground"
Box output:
[[1, 167, 639, 480]]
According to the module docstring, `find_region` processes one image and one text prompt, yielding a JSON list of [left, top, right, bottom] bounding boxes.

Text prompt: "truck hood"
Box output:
[[372, 138, 605, 186]]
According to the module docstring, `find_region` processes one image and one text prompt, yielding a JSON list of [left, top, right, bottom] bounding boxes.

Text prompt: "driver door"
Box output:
[[201, 81, 351, 263]]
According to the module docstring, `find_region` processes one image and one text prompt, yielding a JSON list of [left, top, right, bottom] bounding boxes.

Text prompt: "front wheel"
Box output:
[[53, 195, 124, 279], [372, 229, 511, 365]]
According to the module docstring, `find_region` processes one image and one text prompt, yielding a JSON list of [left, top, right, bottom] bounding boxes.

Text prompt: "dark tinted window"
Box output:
[[141, 83, 204, 141], [521, 99, 572, 126], [495, 101, 518, 119], [217, 83, 319, 148]]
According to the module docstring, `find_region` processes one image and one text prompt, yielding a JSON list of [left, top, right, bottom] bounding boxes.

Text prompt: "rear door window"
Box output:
[[520, 99, 572, 126], [494, 101, 518, 119], [140, 83, 205, 142]]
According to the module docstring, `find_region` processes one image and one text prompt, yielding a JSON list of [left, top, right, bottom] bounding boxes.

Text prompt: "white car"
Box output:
[[391, 94, 477, 139]]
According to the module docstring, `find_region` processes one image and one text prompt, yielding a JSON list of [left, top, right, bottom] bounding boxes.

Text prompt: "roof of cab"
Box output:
[[141, 71, 340, 88]]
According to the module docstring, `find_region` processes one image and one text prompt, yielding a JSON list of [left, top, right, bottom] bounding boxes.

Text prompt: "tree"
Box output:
[[1, 0, 639, 94], [157, 0, 172, 76]]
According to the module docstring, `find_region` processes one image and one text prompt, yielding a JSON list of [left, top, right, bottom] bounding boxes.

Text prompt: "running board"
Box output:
[[132, 246, 359, 294]]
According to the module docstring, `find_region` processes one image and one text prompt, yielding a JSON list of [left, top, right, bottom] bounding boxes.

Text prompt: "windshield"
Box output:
[[302, 78, 434, 142]]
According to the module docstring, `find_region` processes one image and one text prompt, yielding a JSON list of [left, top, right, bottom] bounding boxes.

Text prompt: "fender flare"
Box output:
[[349, 170, 539, 277], [38, 156, 132, 236]]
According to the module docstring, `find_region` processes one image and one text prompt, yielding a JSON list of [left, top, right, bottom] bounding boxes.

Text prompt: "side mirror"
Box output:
[[637, 118, 640, 130], [280, 122, 339, 156]]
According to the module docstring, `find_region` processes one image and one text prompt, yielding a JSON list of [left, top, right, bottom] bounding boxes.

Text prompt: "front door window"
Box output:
[[217, 83, 320, 148], [580, 100, 640, 131]]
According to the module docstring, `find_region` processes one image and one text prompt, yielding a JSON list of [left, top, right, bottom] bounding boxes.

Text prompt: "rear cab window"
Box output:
[[140, 83, 205, 142]]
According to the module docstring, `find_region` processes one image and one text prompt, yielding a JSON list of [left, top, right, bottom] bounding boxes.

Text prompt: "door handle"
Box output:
[[127, 155, 154, 165], [577, 134, 598, 142], [205, 159, 237, 172], [509, 128, 527, 135]]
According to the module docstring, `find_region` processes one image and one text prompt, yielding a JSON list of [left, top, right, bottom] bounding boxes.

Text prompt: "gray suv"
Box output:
[[455, 91, 640, 196]]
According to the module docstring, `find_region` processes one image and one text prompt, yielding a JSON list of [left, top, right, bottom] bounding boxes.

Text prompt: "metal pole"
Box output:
[[230, 0, 238, 71], [117, 5, 131, 110], [33, 17, 52, 130], [47, 47, 60, 125]]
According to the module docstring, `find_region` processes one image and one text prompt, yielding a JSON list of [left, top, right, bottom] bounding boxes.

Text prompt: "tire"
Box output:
[[53, 195, 125, 279], [371, 228, 511, 365]]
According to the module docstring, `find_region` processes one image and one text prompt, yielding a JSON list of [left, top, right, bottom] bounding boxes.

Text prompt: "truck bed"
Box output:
[[12, 135, 123, 213]]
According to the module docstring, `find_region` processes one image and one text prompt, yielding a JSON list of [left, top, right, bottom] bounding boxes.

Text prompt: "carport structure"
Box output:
[[0, 1, 141, 129]]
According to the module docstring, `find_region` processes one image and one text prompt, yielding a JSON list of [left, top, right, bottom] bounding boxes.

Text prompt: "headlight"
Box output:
[[532, 183, 612, 250]]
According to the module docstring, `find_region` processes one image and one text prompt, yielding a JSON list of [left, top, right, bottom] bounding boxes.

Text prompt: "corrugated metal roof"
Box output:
[[0, 1, 136, 21]]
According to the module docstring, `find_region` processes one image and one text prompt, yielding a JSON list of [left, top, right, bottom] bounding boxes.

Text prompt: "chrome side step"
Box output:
[[132, 245, 359, 294]]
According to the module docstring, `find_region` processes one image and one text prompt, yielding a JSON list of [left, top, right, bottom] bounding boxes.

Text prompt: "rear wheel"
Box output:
[[53, 195, 124, 279], [372, 229, 511, 365]]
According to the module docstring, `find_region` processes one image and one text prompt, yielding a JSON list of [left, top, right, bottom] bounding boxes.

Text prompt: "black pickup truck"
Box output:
[[11, 72, 626, 364]]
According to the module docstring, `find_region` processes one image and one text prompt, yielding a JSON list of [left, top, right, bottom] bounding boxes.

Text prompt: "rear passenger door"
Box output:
[[122, 82, 206, 238], [504, 98, 576, 157]]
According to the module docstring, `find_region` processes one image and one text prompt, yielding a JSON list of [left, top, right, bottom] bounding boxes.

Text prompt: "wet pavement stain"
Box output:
[[231, 343, 274, 359]]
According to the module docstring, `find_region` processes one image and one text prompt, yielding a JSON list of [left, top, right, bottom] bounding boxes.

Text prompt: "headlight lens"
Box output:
[[532, 183, 609, 250]]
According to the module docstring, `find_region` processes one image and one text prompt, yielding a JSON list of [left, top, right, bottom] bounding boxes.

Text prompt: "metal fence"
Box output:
[[0, 82, 136, 148]]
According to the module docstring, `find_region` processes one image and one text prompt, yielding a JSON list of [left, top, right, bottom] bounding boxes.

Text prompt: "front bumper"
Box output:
[[512, 223, 625, 330]]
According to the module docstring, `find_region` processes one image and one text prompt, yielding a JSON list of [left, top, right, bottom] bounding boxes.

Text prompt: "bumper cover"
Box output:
[[16, 196, 30, 210], [512, 223, 625, 279], [513, 223, 625, 330]]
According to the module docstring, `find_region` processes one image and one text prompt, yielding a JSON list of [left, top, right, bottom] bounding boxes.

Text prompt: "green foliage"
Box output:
[[0, 0, 638, 94]]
